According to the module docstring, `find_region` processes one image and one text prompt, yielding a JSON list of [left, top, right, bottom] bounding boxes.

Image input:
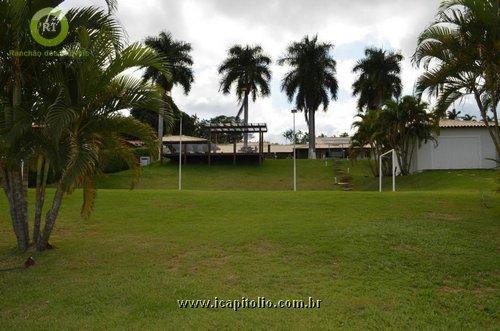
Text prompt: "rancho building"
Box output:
[[411, 119, 498, 172]]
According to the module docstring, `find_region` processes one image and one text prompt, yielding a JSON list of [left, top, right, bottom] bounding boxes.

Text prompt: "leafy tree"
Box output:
[[352, 47, 403, 112], [279, 35, 338, 159], [340, 132, 349, 137], [142, 31, 194, 160], [414, 0, 499, 156], [198, 115, 244, 144], [282, 130, 309, 144], [0, 1, 169, 251], [131, 106, 199, 137], [218, 45, 271, 148]]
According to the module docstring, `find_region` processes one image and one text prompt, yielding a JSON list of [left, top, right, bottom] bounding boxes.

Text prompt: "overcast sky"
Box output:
[[61, 0, 479, 142]]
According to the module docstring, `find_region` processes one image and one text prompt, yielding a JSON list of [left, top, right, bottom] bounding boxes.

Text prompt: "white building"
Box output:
[[412, 120, 498, 172]]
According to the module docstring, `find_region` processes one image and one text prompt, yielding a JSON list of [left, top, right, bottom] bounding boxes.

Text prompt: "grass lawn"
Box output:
[[0, 188, 499, 329], [96, 159, 499, 192]]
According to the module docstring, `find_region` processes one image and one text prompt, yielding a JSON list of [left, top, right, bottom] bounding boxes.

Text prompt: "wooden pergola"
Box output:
[[204, 123, 268, 165]]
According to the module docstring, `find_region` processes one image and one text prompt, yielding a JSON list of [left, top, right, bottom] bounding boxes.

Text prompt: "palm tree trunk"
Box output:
[[474, 90, 500, 156], [308, 109, 316, 159], [36, 185, 64, 251], [33, 156, 50, 243], [4, 58, 30, 251], [243, 91, 249, 149], [3, 168, 30, 251]]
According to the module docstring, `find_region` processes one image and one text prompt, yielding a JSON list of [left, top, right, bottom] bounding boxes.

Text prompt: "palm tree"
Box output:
[[143, 32, 194, 161], [0, 1, 120, 251], [350, 97, 437, 176], [447, 109, 462, 120], [352, 48, 403, 112], [0, 1, 169, 251], [380, 96, 437, 175], [462, 114, 476, 121], [279, 36, 338, 159], [218, 45, 271, 148], [350, 110, 385, 176], [414, 0, 499, 156]]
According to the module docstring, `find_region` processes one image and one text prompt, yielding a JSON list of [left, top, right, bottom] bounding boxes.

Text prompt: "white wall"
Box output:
[[412, 127, 498, 172]]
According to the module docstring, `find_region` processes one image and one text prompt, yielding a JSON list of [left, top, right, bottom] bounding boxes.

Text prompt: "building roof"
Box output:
[[204, 122, 268, 133], [162, 135, 208, 143], [315, 137, 351, 148], [439, 119, 493, 128]]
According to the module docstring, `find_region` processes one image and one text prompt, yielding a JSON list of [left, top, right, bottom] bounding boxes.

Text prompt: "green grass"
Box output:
[[0, 189, 499, 329], [1, 161, 499, 329], [96, 159, 499, 192]]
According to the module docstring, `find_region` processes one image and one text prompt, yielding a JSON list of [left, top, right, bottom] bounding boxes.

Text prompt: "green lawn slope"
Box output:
[[96, 159, 499, 192]]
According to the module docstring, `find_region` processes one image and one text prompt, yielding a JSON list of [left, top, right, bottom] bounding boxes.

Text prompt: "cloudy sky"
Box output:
[[61, 0, 478, 142]]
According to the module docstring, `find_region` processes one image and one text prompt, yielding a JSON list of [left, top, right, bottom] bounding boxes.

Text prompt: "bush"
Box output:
[[102, 147, 155, 174]]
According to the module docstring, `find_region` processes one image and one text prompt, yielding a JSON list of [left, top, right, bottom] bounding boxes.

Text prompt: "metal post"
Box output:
[[179, 115, 182, 191], [392, 149, 396, 192], [379, 155, 382, 192], [292, 109, 297, 192], [379, 149, 395, 192], [158, 112, 163, 162]]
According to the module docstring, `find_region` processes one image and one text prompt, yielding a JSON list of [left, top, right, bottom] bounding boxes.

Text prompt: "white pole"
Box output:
[[158, 112, 163, 161], [293, 111, 297, 192], [179, 115, 182, 191], [379, 149, 395, 192], [392, 149, 396, 192], [379, 154, 382, 192]]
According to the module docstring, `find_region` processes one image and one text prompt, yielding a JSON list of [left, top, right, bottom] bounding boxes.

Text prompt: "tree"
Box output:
[[218, 45, 271, 149], [462, 114, 477, 121], [351, 110, 386, 176], [350, 96, 437, 176], [447, 109, 462, 119], [143, 31, 194, 160], [380, 96, 438, 175], [0, 1, 169, 251], [340, 132, 349, 137], [198, 115, 243, 144], [279, 36, 338, 159], [131, 106, 200, 137], [352, 47, 403, 112], [414, 0, 499, 157], [282, 130, 308, 144]]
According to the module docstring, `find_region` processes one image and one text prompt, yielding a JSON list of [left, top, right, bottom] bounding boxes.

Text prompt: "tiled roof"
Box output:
[[439, 119, 493, 128]]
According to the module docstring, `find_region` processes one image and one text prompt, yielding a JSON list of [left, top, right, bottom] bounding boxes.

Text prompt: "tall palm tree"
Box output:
[[218, 45, 271, 148], [414, 0, 499, 156], [143, 32, 194, 160], [352, 47, 403, 112], [279, 35, 338, 159]]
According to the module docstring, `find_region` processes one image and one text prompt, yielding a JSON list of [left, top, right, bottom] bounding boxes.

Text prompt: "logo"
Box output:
[[30, 7, 69, 47]]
